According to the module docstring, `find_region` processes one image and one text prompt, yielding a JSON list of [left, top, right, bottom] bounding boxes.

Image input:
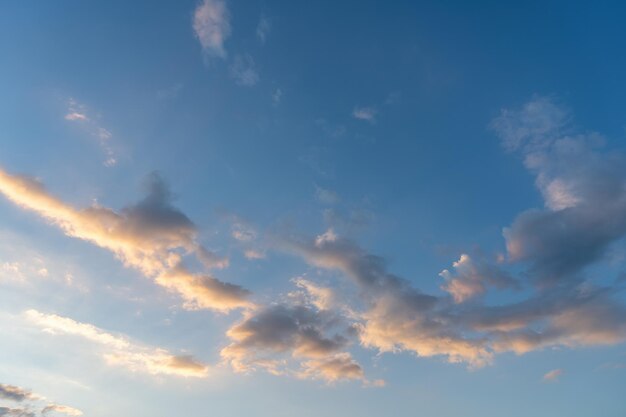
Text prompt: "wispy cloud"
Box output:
[[352, 106, 377, 123], [542, 368, 563, 382], [256, 15, 271, 44], [272, 88, 282, 105], [64, 98, 116, 167], [314, 185, 339, 205], [193, 0, 231, 59], [229, 54, 259, 86], [25, 309, 208, 378], [41, 404, 82, 416]]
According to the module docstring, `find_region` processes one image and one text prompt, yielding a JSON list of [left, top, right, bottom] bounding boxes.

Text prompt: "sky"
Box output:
[[1, 1, 626, 416]]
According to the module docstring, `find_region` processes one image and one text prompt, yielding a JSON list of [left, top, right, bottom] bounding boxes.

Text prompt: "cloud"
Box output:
[[156, 265, 253, 312], [244, 249, 265, 260], [352, 107, 377, 123], [297, 353, 364, 383], [272, 88, 282, 105], [64, 98, 116, 167], [231, 223, 257, 242], [220, 279, 369, 383], [0, 383, 81, 417], [314, 185, 339, 205], [193, 0, 231, 58], [25, 310, 208, 378], [283, 206, 626, 368], [0, 385, 35, 402], [493, 98, 626, 288], [256, 15, 270, 44], [41, 404, 82, 417], [292, 278, 337, 311], [439, 254, 518, 303], [0, 168, 250, 313], [0, 407, 34, 417], [490, 96, 569, 152], [229, 54, 259, 86], [281, 231, 493, 368], [542, 368, 563, 382]]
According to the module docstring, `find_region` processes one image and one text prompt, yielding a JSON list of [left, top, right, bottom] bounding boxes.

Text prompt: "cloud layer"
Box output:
[[3, 97, 626, 388]]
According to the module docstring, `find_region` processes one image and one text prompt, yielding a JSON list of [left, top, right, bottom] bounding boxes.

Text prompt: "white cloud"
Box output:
[[542, 368, 563, 382], [352, 107, 377, 123], [231, 223, 257, 242], [439, 254, 518, 303], [244, 249, 265, 260], [193, 0, 231, 58], [42, 404, 83, 417], [25, 310, 208, 378], [64, 98, 116, 167]]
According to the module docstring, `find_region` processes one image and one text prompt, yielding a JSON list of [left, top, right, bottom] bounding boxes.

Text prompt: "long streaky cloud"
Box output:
[[0, 168, 251, 312], [25, 310, 208, 378]]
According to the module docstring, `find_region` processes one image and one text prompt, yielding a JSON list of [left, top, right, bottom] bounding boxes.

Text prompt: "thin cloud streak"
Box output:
[[25, 309, 209, 378]]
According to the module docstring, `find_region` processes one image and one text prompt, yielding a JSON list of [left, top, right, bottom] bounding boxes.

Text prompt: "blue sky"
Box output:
[[1, 1, 626, 416]]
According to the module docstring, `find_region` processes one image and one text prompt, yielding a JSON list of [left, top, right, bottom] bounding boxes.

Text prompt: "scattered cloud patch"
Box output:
[[256, 15, 271, 44], [221, 277, 375, 384], [229, 54, 259, 86], [0, 383, 81, 417], [64, 98, 116, 167], [352, 107, 377, 123], [439, 254, 518, 303], [315, 185, 339, 205], [193, 0, 231, 59], [244, 249, 265, 260], [272, 88, 282, 105], [542, 368, 563, 382], [0, 385, 36, 402], [231, 223, 257, 242]]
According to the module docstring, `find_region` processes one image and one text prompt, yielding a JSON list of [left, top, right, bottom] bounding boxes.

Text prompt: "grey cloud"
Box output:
[[0, 169, 250, 313], [439, 254, 519, 303], [0, 385, 33, 402], [0, 408, 35, 417], [221, 280, 367, 383], [0, 383, 81, 417]]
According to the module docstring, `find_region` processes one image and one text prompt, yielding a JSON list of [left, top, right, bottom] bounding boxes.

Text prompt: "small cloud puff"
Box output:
[[193, 0, 231, 59], [352, 107, 377, 123], [542, 368, 563, 382]]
